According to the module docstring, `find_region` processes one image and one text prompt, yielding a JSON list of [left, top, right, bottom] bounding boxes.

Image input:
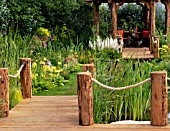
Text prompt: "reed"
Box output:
[[93, 58, 167, 123]]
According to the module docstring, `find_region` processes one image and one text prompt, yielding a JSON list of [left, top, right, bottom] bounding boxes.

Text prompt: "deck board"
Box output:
[[122, 48, 154, 59], [0, 96, 169, 131]]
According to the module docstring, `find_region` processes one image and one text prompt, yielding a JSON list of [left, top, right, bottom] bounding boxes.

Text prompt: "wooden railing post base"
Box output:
[[151, 71, 168, 126], [77, 72, 93, 126], [20, 58, 32, 98], [0, 68, 9, 117]]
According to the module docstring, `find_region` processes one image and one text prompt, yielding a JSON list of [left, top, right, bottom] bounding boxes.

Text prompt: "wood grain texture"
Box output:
[[0, 96, 170, 130], [82, 64, 96, 78], [20, 58, 32, 98], [0, 68, 9, 117], [122, 48, 154, 59], [151, 71, 168, 126], [77, 72, 93, 126]]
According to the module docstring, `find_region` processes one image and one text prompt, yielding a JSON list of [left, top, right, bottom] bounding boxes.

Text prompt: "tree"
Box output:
[[117, 3, 145, 31], [0, 0, 11, 33], [9, 0, 45, 35]]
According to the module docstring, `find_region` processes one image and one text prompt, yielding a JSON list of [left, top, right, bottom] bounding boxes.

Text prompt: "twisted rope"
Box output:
[[167, 77, 170, 81], [8, 64, 25, 78], [92, 78, 151, 91]]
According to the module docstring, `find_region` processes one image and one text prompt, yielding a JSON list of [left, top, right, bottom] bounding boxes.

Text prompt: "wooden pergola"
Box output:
[[86, 0, 170, 39]]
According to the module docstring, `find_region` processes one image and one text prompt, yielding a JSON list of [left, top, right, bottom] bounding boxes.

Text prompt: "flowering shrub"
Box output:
[[36, 27, 51, 40], [31, 57, 68, 94], [159, 45, 169, 57]]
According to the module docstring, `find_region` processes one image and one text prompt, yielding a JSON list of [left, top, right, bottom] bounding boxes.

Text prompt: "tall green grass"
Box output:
[[0, 31, 31, 109], [93, 58, 169, 123]]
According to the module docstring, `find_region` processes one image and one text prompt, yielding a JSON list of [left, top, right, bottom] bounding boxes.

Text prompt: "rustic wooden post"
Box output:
[[88, 58, 94, 64], [77, 72, 93, 126], [82, 64, 96, 78], [20, 58, 32, 98], [151, 71, 168, 126], [94, 2, 100, 36], [153, 36, 159, 58], [0, 68, 9, 117], [165, 2, 170, 34], [110, 1, 117, 38], [149, 0, 156, 52]]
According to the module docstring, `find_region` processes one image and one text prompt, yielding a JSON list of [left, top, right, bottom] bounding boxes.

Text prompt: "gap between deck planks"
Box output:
[[0, 96, 170, 131]]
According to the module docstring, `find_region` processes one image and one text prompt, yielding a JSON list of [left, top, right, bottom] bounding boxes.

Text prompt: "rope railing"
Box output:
[[0, 58, 32, 118], [8, 64, 25, 78], [167, 77, 170, 81], [78, 63, 168, 126], [92, 78, 151, 91]]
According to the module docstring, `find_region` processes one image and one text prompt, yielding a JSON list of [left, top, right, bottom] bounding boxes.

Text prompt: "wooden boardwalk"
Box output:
[[122, 48, 154, 59], [0, 96, 170, 131]]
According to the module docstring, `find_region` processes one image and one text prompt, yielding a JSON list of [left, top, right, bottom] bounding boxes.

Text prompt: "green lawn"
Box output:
[[34, 72, 78, 96]]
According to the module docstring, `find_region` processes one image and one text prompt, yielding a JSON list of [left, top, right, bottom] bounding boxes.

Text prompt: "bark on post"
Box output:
[[111, 1, 117, 39], [153, 36, 159, 58], [150, 0, 156, 52], [165, 2, 170, 34], [151, 71, 168, 126], [0, 68, 9, 117], [94, 2, 100, 36], [82, 64, 96, 78], [77, 72, 93, 126], [20, 58, 32, 98], [145, 5, 150, 29]]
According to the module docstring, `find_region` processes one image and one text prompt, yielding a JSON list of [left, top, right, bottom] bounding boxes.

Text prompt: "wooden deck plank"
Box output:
[[122, 48, 154, 59], [0, 96, 170, 131]]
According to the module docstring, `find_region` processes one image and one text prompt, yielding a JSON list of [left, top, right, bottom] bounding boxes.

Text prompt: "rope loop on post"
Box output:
[[8, 64, 25, 78]]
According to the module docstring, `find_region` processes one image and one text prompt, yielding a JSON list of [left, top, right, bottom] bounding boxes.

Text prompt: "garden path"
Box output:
[[122, 48, 154, 59], [0, 96, 169, 131]]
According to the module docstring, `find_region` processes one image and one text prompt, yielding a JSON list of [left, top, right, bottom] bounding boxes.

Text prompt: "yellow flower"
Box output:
[[55, 70, 61, 73], [40, 61, 46, 65], [32, 73, 38, 79], [64, 64, 67, 67], [41, 74, 45, 78], [43, 57, 47, 61], [58, 62, 62, 65], [32, 62, 37, 68]]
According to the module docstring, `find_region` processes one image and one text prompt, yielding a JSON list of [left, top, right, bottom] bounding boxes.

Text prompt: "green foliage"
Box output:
[[99, 4, 111, 40], [9, 87, 22, 109], [9, 0, 45, 35], [0, 0, 11, 32], [94, 58, 170, 123], [96, 48, 121, 61], [156, 2, 166, 33], [159, 45, 169, 57], [31, 58, 68, 94], [36, 27, 51, 40], [117, 3, 145, 30]]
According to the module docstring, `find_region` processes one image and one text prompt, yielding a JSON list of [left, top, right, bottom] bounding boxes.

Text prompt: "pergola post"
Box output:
[[145, 4, 150, 29], [149, 0, 156, 52], [110, 1, 117, 39], [94, 2, 100, 36], [165, 2, 170, 34]]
